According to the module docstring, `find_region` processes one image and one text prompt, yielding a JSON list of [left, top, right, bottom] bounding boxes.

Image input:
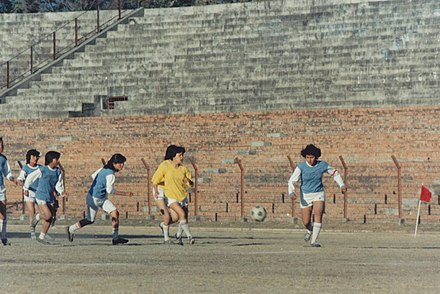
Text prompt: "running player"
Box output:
[[23, 151, 65, 244], [152, 145, 194, 245], [0, 137, 17, 246], [288, 144, 346, 247], [66, 153, 132, 245], [154, 146, 181, 242], [17, 149, 42, 240]]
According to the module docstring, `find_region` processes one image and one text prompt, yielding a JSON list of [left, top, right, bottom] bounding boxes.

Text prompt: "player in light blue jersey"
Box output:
[[23, 151, 65, 244], [288, 144, 346, 247], [66, 153, 133, 245], [17, 149, 42, 240], [0, 137, 17, 246]]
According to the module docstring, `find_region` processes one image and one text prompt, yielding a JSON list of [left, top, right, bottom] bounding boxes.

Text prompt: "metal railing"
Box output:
[[0, 0, 129, 91]]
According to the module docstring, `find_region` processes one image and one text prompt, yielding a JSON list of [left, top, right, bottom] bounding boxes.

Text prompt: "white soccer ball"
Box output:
[[251, 205, 267, 222]]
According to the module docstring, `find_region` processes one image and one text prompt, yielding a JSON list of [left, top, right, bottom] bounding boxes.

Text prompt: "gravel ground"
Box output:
[[1, 222, 440, 293]]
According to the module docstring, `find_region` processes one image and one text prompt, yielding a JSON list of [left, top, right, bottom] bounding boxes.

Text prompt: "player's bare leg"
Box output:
[[36, 203, 53, 244], [110, 209, 128, 245], [0, 201, 10, 245], [301, 206, 313, 242]]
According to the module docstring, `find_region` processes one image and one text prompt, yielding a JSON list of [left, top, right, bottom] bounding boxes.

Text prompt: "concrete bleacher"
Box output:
[[1, 0, 440, 118], [0, 9, 124, 90]]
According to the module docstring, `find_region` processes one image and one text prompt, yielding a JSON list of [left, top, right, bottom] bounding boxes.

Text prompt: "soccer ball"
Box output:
[[251, 206, 267, 222]]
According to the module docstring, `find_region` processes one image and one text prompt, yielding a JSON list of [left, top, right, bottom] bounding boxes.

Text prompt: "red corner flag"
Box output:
[[420, 185, 432, 202]]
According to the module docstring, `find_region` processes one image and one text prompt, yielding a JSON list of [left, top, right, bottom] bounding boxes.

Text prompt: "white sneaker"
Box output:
[[30, 231, 36, 240]]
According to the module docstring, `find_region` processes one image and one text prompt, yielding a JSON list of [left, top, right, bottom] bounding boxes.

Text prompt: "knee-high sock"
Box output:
[[310, 223, 322, 244], [176, 222, 183, 238], [0, 219, 6, 239], [180, 220, 192, 239], [163, 225, 170, 241]]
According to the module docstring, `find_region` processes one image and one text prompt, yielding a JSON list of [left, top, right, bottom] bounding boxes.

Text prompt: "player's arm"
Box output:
[[5, 160, 17, 185], [16, 169, 26, 186], [184, 167, 194, 187], [55, 170, 67, 197], [151, 164, 166, 199], [106, 174, 133, 196], [23, 169, 42, 196], [327, 165, 346, 193], [288, 166, 301, 198]]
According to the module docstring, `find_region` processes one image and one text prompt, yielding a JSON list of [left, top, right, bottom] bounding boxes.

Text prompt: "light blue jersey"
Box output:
[[24, 165, 64, 204], [88, 168, 116, 199], [36, 166, 62, 203], [297, 160, 329, 193], [0, 154, 13, 187], [18, 164, 41, 192], [288, 160, 345, 197]]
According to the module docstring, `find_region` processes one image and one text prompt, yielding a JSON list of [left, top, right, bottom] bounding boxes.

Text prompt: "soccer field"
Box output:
[[1, 224, 439, 293]]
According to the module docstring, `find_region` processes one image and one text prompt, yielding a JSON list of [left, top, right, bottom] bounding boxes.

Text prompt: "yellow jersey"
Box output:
[[152, 160, 192, 202]]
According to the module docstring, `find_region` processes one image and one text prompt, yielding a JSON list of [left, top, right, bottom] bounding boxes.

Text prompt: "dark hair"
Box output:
[[45, 151, 61, 165], [301, 144, 321, 158], [105, 153, 126, 170], [164, 145, 186, 160], [26, 149, 41, 164]]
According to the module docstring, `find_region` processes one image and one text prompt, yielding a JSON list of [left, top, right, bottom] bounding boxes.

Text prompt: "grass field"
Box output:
[[1, 223, 440, 293]]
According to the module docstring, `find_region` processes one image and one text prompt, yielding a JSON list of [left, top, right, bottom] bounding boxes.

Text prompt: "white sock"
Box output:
[[176, 222, 183, 238], [1, 219, 7, 239], [163, 225, 170, 241], [112, 228, 119, 240], [69, 223, 80, 233], [180, 221, 192, 239], [311, 223, 322, 244], [39, 232, 46, 240], [35, 213, 40, 221]]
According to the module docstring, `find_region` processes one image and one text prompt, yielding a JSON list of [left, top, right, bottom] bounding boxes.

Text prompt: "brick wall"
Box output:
[[1, 106, 439, 224]]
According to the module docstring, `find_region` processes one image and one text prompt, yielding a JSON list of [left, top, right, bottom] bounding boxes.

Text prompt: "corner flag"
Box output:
[[420, 185, 432, 203]]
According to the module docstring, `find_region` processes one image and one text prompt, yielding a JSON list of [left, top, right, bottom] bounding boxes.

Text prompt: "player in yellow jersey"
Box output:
[[152, 145, 194, 245]]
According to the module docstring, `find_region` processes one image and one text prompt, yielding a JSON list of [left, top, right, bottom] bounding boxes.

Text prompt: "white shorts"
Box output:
[[86, 194, 117, 222], [36, 198, 53, 205], [156, 187, 165, 199], [300, 191, 325, 208], [0, 185, 5, 201], [165, 196, 188, 208], [24, 190, 37, 203]]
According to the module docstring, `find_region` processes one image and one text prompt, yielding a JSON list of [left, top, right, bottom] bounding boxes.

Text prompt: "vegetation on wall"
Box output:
[[0, 0, 253, 13]]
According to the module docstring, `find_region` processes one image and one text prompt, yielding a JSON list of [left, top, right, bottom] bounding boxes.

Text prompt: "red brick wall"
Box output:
[[1, 106, 439, 223]]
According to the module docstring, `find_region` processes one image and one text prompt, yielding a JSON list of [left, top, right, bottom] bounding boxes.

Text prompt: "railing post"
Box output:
[[287, 155, 296, 219], [188, 158, 199, 217], [30, 46, 33, 73], [391, 155, 403, 221], [52, 31, 56, 60], [96, 1, 100, 32], [118, 0, 122, 20], [141, 158, 151, 216], [6, 61, 10, 88], [235, 157, 245, 219], [74, 18, 78, 47], [339, 155, 348, 220]]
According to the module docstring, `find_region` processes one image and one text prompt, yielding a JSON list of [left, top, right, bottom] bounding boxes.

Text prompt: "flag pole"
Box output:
[[414, 199, 421, 237]]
